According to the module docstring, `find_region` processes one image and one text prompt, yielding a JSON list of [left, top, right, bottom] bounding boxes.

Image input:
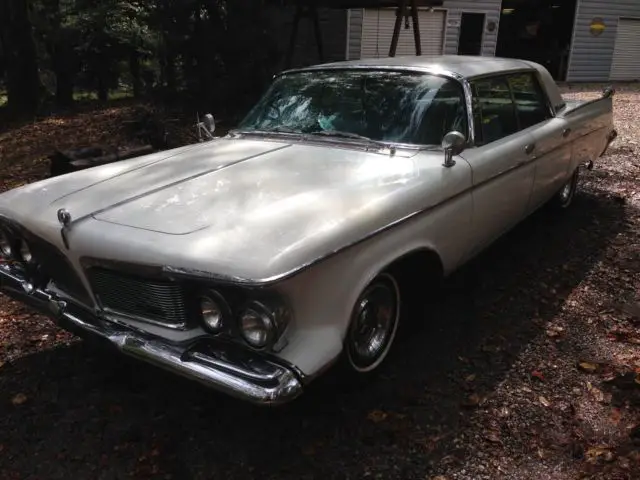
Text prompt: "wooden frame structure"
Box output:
[[281, 0, 444, 68]]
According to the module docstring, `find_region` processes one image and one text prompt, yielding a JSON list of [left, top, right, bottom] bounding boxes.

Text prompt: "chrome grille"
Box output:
[[88, 268, 187, 327]]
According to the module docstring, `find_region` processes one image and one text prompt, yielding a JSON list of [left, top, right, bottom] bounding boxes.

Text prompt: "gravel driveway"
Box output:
[[0, 85, 639, 480]]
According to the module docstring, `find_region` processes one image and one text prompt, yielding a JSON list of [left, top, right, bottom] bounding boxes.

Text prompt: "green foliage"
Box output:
[[2, 0, 288, 114]]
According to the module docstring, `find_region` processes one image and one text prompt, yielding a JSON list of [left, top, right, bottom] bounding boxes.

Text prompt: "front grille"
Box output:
[[88, 268, 188, 327], [29, 238, 91, 304]]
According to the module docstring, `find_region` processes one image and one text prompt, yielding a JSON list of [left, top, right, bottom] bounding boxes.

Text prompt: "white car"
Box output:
[[0, 55, 617, 405]]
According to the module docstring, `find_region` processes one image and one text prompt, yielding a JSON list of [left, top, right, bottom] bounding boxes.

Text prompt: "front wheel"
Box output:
[[342, 272, 401, 377], [551, 167, 580, 209]]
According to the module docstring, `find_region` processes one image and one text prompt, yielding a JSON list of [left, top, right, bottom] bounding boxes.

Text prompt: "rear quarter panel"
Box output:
[[559, 96, 614, 172]]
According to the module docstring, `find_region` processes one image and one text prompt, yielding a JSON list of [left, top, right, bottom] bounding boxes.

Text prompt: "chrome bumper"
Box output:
[[0, 263, 304, 406]]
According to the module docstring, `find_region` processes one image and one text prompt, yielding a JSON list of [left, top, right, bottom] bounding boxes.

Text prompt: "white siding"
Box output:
[[442, 0, 502, 57], [609, 18, 640, 81], [567, 0, 640, 82], [360, 8, 445, 58], [347, 0, 501, 60], [347, 9, 364, 60]]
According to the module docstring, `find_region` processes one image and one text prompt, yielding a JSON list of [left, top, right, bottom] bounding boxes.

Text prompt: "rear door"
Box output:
[[507, 72, 572, 212], [459, 75, 537, 259]]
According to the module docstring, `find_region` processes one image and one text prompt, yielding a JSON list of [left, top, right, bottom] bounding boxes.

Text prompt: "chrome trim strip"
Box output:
[[101, 307, 188, 331], [0, 263, 304, 406]]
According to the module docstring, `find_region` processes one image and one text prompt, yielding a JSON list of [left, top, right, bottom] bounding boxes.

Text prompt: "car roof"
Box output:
[[281, 55, 565, 111], [283, 55, 537, 79]]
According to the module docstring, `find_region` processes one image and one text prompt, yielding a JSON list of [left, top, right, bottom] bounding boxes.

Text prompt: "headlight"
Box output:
[[239, 304, 275, 348], [238, 299, 290, 349], [200, 293, 225, 333], [18, 239, 34, 264], [0, 230, 12, 258]]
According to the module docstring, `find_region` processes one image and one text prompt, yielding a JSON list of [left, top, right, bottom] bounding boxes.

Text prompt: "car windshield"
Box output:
[[236, 69, 468, 146]]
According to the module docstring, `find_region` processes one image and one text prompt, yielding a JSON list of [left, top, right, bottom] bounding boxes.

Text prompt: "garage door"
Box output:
[[360, 8, 445, 59], [610, 18, 640, 81]]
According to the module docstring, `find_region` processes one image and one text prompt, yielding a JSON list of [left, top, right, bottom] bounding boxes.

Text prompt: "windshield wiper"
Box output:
[[231, 126, 301, 135], [306, 129, 389, 148]]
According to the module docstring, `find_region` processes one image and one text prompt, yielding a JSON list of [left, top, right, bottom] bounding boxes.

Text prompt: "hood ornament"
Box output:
[[57, 208, 72, 226]]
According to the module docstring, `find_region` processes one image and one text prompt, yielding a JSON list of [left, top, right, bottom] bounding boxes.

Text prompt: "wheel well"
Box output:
[[385, 248, 444, 293]]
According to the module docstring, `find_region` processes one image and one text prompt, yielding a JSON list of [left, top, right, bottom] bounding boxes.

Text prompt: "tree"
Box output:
[[0, 0, 42, 115]]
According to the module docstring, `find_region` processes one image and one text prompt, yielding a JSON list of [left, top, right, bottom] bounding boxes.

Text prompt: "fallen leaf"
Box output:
[[367, 410, 388, 423], [539, 396, 551, 407], [462, 393, 482, 408], [11, 393, 27, 406], [465, 374, 476, 382], [578, 361, 599, 373], [531, 370, 545, 381], [484, 431, 501, 444], [610, 408, 622, 424], [546, 325, 565, 338], [585, 446, 615, 464]]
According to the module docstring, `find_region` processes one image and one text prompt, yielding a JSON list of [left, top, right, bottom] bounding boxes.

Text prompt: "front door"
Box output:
[[459, 75, 537, 260]]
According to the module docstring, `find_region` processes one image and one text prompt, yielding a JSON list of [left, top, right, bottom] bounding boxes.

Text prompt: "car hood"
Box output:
[[35, 137, 422, 235], [0, 136, 467, 282]]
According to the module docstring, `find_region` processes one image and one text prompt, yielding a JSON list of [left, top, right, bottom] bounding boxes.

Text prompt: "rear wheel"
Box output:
[[552, 167, 580, 209]]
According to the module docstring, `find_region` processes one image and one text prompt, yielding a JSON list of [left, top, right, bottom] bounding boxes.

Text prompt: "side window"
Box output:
[[508, 73, 552, 129], [471, 76, 519, 145], [414, 80, 468, 145]]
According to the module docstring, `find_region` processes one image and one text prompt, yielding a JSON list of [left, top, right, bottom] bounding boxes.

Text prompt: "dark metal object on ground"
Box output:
[[49, 144, 155, 177]]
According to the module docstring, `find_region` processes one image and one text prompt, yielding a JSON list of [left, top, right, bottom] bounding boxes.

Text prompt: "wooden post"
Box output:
[[410, 0, 421, 55], [285, 1, 325, 68], [285, 3, 303, 68], [389, 0, 407, 57], [311, 2, 325, 63]]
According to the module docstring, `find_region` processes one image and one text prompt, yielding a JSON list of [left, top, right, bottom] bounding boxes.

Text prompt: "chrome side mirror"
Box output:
[[196, 113, 216, 142], [203, 113, 216, 134], [442, 131, 466, 168]]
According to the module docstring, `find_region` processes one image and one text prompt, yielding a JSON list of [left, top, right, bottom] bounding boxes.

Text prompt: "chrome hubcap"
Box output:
[[348, 276, 399, 371], [560, 173, 577, 203], [560, 182, 572, 202]]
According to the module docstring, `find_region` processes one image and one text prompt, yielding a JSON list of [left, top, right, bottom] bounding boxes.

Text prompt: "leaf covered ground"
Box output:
[[0, 86, 639, 479]]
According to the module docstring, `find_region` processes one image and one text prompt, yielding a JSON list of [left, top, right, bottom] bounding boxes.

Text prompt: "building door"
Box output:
[[610, 18, 640, 81], [457, 12, 485, 55], [360, 8, 445, 58]]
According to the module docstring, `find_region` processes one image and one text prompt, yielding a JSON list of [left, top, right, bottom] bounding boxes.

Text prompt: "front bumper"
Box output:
[[0, 263, 304, 406]]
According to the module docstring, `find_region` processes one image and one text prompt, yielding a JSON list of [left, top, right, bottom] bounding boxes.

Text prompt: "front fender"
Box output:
[[273, 187, 474, 378]]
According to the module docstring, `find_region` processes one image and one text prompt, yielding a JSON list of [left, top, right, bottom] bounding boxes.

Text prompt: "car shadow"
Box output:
[[0, 188, 630, 479]]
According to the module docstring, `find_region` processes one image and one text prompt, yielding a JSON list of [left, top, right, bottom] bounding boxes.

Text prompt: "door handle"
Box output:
[[563, 128, 572, 138], [525, 143, 535, 155]]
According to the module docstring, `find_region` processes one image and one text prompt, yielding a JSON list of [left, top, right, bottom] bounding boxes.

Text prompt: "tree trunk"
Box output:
[[129, 49, 142, 98], [0, 0, 41, 115], [97, 74, 108, 102]]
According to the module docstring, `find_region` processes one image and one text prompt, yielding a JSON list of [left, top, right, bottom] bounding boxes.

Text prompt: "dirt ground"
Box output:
[[0, 85, 639, 480]]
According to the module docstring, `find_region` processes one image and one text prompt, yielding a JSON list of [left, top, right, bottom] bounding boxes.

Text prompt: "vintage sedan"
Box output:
[[0, 56, 617, 405]]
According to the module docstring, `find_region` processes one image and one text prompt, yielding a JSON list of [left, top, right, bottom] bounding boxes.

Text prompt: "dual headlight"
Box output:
[[198, 290, 289, 350], [0, 228, 34, 264]]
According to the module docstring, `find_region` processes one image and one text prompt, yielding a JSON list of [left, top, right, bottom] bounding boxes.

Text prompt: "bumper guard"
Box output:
[[0, 263, 303, 406]]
